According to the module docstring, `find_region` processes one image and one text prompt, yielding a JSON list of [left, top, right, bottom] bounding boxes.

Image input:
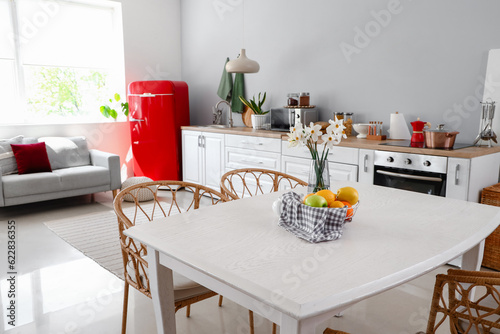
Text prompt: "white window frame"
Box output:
[[4, 0, 126, 124]]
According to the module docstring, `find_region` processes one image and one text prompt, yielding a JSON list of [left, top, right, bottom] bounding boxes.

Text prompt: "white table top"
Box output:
[[125, 182, 500, 320]]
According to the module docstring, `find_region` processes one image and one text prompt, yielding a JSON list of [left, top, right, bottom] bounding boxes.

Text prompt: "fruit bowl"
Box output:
[[273, 192, 360, 243]]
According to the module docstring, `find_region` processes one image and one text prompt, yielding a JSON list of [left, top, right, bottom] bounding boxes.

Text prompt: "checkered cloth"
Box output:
[[278, 192, 348, 243]]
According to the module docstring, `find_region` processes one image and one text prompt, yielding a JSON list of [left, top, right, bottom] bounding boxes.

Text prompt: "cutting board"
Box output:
[[242, 107, 254, 128]]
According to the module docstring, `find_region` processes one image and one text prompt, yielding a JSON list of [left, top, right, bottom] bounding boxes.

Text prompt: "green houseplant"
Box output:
[[239, 92, 269, 129], [100, 93, 129, 120]]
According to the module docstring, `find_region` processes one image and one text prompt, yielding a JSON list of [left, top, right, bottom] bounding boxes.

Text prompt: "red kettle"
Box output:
[[410, 118, 431, 146]]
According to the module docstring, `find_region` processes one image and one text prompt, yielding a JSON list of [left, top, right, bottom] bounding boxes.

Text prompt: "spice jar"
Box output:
[[299, 92, 310, 106], [344, 113, 353, 136], [287, 93, 299, 106], [334, 112, 344, 120]]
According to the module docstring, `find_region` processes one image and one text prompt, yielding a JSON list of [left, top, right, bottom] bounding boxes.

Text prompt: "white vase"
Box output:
[[251, 114, 268, 130]]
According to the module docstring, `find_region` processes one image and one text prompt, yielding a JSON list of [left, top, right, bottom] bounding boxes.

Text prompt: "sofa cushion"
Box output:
[[11, 142, 52, 175], [38, 137, 91, 170], [2, 172, 62, 197], [0, 135, 23, 175], [52, 165, 110, 191]]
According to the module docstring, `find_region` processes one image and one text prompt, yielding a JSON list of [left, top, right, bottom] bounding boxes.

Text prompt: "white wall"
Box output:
[[181, 0, 500, 144], [0, 0, 182, 178]]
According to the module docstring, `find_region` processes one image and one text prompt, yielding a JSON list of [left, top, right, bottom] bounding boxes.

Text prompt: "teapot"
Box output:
[[410, 118, 431, 145]]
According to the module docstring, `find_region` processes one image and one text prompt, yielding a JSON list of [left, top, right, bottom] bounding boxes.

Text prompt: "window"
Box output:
[[0, 0, 125, 124]]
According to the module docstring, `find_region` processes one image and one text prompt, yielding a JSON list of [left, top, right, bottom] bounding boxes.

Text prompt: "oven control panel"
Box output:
[[374, 151, 448, 174]]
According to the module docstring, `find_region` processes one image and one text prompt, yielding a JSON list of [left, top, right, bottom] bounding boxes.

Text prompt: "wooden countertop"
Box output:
[[182, 126, 500, 159]]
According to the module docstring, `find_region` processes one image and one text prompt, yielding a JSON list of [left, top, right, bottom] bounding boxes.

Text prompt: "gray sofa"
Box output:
[[0, 136, 121, 207]]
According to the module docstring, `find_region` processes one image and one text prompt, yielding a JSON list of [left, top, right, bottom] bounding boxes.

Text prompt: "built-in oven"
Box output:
[[373, 151, 448, 197]]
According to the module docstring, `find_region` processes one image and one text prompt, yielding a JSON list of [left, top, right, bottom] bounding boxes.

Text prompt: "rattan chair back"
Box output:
[[220, 168, 307, 200], [113, 181, 228, 333], [424, 269, 500, 334]]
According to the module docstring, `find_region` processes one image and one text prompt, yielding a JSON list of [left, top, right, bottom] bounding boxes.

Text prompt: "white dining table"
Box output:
[[124, 182, 500, 334]]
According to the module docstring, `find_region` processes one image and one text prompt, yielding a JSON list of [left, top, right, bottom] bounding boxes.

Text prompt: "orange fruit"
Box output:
[[330, 201, 345, 208], [303, 193, 315, 204], [315, 189, 337, 207], [340, 200, 354, 217]]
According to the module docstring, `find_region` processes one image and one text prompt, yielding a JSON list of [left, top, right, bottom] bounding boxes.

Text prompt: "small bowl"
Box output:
[[353, 123, 370, 139]]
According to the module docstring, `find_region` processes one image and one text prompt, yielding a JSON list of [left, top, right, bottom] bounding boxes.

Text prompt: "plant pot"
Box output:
[[251, 114, 268, 130]]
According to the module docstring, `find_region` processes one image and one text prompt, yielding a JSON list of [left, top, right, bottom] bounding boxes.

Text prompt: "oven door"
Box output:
[[374, 166, 447, 197]]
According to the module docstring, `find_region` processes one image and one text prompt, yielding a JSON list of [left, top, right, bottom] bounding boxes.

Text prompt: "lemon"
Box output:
[[336, 187, 359, 205]]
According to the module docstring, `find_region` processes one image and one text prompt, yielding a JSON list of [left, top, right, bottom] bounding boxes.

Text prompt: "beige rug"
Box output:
[[44, 205, 126, 279]]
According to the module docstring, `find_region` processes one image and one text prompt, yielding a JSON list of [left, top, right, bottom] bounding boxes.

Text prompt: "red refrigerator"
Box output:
[[128, 80, 190, 181]]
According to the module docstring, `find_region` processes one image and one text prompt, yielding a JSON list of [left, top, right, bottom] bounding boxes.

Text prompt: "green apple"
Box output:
[[304, 194, 328, 208]]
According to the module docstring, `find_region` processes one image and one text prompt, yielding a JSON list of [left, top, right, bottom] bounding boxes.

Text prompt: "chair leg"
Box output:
[[218, 295, 223, 307], [121, 281, 129, 334], [249, 310, 255, 334], [112, 189, 119, 200], [186, 304, 191, 317], [272, 323, 277, 334], [90, 193, 95, 203]]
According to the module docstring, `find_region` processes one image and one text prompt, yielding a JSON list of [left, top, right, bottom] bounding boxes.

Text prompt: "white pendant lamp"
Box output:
[[225, 0, 260, 74], [225, 49, 260, 73]]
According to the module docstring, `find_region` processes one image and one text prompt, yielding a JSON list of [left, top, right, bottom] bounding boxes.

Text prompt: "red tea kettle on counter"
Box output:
[[410, 118, 431, 147]]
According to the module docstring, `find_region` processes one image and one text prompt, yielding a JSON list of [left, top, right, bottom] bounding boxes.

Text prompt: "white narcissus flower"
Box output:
[[322, 132, 341, 148], [287, 131, 300, 147], [305, 122, 322, 142], [328, 117, 347, 138]]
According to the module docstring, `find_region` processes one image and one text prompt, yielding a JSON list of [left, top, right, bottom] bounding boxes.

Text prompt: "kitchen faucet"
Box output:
[[215, 100, 233, 127]]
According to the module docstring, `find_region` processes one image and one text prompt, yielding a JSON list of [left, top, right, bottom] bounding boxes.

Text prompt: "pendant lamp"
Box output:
[[225, 0, 260, 73], [225, 49, 260, 73]]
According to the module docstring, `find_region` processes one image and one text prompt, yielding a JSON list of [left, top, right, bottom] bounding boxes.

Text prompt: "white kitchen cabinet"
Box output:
[[446, 153, 500, 202], [358, 149, 375, 184], [329, 162, 358, 182], [446, 158, 471, 201], [281, 155, 310, 182], [182, 130, 224, 190], [225, 134, 281, 171], [281, 141, 359, 183]]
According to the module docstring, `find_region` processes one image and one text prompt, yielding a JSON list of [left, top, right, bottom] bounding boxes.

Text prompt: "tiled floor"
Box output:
[[0, 192, 454, 334]]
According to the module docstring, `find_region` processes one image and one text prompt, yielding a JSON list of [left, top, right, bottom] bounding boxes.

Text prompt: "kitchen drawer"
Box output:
[[225, 147, 281, 170], [225, 134, 281, 153], [281, 141, 359, 165]]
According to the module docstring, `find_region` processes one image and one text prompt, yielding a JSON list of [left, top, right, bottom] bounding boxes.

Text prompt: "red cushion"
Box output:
[[11, 142, 52, 175]]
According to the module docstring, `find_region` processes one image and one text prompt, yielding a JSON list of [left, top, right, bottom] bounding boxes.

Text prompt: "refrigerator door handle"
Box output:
[[130, 118, 144, 122]]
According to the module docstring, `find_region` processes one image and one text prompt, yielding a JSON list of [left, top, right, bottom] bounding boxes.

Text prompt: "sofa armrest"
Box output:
[[0, 168, 4, 207], [89, 149, 121, 190]]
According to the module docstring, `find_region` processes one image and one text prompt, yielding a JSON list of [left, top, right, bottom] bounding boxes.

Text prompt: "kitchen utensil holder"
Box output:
[[366, 134, 387, 140]]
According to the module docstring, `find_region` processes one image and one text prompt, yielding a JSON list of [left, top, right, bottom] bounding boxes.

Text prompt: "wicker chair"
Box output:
[[220, 168, 307, 201], [419, 269, 500, 334], [114, 181, 229, 334], [220, 168, 306, 334]]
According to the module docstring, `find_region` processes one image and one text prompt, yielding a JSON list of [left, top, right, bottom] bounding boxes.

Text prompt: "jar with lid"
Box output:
[[334, 112, 344, 120], [299, 92, 310, 106], [287, 93, 299, 106], [344, 112, 353, 136]]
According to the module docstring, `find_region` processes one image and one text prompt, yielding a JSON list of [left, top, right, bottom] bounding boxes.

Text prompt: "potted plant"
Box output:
[[239, 92, 269, 130], [100, 93, 129, 120]]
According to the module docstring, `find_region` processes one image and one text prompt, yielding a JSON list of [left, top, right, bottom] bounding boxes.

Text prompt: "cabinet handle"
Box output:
[[240, 141, 263, 146], [197, 135, 201, 147], [363, 154, 368, 173], [202, 135, 206, 148], [241, 159, 263, 165], [455, 164, 460, 185]]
